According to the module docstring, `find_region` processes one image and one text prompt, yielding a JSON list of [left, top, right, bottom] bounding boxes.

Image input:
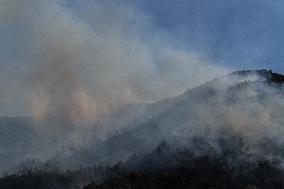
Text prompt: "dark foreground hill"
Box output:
[[2, 143, 284, 189], [84, 159, 284, 189]]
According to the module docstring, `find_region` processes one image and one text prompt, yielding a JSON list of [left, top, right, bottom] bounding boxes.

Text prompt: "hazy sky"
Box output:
[[0, 0, 283, 116], [68, 0, 284, 69], [134, 0, 284, 71]]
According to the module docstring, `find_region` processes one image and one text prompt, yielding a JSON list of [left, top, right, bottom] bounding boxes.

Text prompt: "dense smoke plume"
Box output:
[[0, 0, 227, 123], [0, 1, 230, 170]]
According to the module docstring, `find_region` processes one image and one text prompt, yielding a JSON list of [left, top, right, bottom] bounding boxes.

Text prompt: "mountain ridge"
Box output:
[[1, 69, 284, 188]]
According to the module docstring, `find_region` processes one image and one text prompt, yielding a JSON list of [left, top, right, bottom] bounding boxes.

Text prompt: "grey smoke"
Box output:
[[0, 0, 228, 172], [0, 0, 227, 120]]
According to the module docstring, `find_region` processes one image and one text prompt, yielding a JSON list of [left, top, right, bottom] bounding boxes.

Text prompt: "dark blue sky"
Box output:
[[130, 0, 284, 72]]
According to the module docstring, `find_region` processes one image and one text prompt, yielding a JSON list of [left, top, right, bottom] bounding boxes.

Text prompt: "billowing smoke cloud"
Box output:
[[0, 0, 232, 174], [0, 0, 227, 123]]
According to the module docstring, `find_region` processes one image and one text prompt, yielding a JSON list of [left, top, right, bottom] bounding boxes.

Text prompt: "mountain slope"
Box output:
[[1, 69, 284, 188], [53, 69, 284, 169]]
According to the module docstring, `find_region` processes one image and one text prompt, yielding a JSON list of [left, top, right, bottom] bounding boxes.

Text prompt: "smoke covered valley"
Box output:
[[1, 69, 284, 188]]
